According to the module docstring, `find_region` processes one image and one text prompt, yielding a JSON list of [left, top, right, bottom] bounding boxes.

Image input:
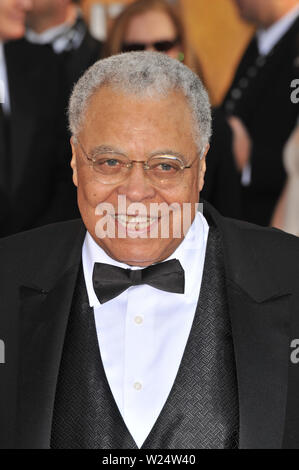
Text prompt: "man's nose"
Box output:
[[117, 163, 156, 202]]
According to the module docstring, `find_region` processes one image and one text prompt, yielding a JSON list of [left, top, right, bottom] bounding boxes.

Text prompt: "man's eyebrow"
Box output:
[[90, 145, 126, 156], [149, 149, 187, 161], [89, 146, 188, 161]]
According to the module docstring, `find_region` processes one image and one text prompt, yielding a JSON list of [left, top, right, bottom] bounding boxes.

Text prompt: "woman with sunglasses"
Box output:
[[103, 0, 202, 76]]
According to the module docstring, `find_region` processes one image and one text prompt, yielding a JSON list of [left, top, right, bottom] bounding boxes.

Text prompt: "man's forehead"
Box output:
[[83, 86, 193, 137], [79, 86, 198, 155], [88, 85, 189, 111]]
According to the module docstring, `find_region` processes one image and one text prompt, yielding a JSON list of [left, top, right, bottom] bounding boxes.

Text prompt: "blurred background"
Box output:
[[0, 0, 298, 237]]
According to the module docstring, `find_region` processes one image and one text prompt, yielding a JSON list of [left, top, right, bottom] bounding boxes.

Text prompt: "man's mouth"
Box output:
[[112, 214, 160, 233]]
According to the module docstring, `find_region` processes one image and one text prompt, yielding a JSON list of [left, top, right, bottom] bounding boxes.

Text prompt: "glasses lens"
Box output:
[[154, 38, 179, 52], [147, 156, 183, 185], [89, 153, 187, 188], [92, 155, 130, 183], [121, 43, 146, 53]]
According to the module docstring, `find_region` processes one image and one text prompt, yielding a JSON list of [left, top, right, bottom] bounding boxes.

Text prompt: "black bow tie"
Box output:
[[92, 259, 185, 304]]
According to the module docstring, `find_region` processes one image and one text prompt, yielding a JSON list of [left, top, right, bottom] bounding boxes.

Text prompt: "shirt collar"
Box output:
[[25, 10, 85, 53], [26, 21, 72, 45], [82, 210, 209, 308], [257, 4, 299, 56]]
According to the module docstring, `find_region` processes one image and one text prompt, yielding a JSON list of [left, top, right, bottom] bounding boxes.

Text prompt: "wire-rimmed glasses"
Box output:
[[77, 138, 199, 188]]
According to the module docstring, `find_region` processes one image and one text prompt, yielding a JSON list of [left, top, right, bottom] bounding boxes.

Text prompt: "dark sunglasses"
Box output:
[[121, 37, 180, 53]]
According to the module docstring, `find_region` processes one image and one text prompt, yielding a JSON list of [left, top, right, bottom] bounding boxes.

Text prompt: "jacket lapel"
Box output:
[[203, 201, 292, 449], [282, 288, 299, 449], [15, 221, 85, 449], [227, 282, 291, 449]]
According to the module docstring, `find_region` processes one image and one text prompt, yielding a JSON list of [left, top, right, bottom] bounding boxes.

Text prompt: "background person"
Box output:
[[26, 0, 102, 91], [0, 0, 102, 237], [104, 0, 202, 75], [222, 0, 299, 226], [271, 123, 299, 235], [0, 0, 33, 234]]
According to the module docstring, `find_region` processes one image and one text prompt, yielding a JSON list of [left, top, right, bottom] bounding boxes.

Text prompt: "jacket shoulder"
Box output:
[[219, 215, 299, 299], [223, 215, 299, 249], [0, 219, 84, 268]]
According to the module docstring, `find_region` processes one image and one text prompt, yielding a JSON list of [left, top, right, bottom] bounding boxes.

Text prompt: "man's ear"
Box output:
[[198, 144, 209, 192], [70, 136, 78, 187]]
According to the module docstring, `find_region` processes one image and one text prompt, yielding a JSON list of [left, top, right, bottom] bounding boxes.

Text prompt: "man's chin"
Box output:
[[99, 239, 171, 267]]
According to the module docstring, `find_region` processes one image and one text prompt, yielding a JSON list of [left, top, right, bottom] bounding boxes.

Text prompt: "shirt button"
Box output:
[[247, 66, 257, 78], [239, 78, 249, 89], [134, 382, 142, 391], [231, 88, 242, 100], [225, 100, 235, 113], [134, 315, 143, 324], [256, 56, 266, 67]]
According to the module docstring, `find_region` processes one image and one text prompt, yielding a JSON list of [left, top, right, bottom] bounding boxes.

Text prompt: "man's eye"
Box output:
[[105, 159, 120, 167], [160, 163, 173, 171], [95, 158, 121, 167], [154, 162, 180, 172]]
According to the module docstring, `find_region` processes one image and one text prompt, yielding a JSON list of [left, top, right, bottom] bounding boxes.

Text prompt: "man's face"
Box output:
[[0, 0, 32, 40], [71, 87, 207, 267]]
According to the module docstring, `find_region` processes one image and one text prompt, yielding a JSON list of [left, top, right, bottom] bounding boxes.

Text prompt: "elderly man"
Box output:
[[223, 0, 299, 226], [0, 53, 299, 450]]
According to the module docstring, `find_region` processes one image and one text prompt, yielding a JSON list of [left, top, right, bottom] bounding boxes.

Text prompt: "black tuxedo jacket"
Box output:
[[222, 17, 299, 225], [0, 202, 299, 449]]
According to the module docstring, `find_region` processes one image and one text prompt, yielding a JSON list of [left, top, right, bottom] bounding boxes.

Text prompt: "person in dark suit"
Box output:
[[0, 0, 102, 237], [222, 0, 299, 226], [1, 52, 299, 450], [25, 0, 102, 91], [0, 0, 33, 234]]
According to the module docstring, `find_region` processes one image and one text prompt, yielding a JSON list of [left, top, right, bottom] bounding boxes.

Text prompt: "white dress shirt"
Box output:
[[26, 22, 72, 46], [82, 210, 209, 448], [257, 4, 299, 56], [0, 42, 10, 114]]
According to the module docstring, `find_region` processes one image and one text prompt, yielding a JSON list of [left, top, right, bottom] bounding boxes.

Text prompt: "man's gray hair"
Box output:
[[68, 52, 212, 155]]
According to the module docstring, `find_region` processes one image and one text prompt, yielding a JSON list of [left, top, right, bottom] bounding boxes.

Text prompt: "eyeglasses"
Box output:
[[121, 37, 180, 53], [77, 139, 198, 188]]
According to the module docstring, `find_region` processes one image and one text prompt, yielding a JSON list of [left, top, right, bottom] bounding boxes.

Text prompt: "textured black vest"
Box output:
[[50, 225, 239, 449]]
